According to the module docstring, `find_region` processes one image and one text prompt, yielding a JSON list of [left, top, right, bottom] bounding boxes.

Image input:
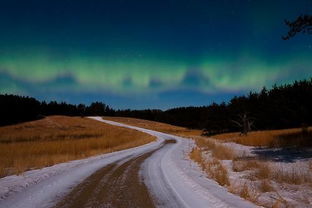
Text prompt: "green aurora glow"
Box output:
[[1, 51, 310, 94], [0, 0, 311, 108]]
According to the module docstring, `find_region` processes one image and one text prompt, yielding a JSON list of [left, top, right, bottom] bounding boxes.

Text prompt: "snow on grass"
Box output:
[[142, 136, 257, 208], [102, 117, 257, 207], [193, 135, 312, 207]]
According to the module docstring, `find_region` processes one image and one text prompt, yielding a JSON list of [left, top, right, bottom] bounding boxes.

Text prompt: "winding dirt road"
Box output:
[[0, 117, 257, 208], [54, 140, 175, 208]]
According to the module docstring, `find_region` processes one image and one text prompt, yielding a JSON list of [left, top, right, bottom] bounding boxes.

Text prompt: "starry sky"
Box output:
[[0, 0, 311, 109]]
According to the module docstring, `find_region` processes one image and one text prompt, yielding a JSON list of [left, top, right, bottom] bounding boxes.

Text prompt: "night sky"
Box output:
[[0, 0, 311, 109]]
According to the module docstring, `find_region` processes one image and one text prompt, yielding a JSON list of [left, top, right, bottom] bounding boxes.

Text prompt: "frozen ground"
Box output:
[[203, 136, 312, 207], [0, 117, 257, 208]]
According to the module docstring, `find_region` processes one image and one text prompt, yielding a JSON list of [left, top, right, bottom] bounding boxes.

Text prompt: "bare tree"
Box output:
[[231, 113, 254, 135], [283, 15, 312, 40]]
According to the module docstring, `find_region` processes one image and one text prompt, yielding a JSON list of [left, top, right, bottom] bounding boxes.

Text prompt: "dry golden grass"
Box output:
[[255, 163, 271, 180], [104, 117, 312, 149], [190, 146, 230, 186], [104, 117, 312, 205], [233, 159, 312, 185], [193, 136, 236, 160], [239, 183, 250, 199], [212, 127, 312, 147], [271, 167, 311, 185], [104, 117, 232, 185], [105, 116, 312, 151], [189, 137, 235, 186], [232, 159, 261, 172], [212, 144, 236, 160], [103, 116, 202, 138], [229, 181, 263, 205], [190, 137, 232, 186], [0, 116, 155, 178], [189, 147, 203, 167], [259, 180, 274, 193], [255, 162, 312, 185], [206, 158, 230, 186]]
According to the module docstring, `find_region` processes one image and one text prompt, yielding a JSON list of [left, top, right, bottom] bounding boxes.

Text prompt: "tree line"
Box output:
[[0, 95, 114, 126], [115, 78, 312, 134], [1, 78, 312, 135]]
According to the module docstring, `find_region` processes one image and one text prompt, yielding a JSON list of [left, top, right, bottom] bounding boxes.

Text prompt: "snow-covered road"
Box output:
[[0, 117, 258, 208]]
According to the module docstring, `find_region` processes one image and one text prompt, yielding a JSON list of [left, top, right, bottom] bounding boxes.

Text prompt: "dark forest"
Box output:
[[1, 78, 311, 135]]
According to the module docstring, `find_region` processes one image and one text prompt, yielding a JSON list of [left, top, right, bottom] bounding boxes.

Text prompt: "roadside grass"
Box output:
[[194, 136, 236, 160], [190, 137, 231, 186], [190, 146, 230, 186], [239, 183, 251, 201], [104, 116, 312, 149], [0, 116, 155, 178], [228, 182, 261, 205], [191, 135, 312, 207], [189, 147, 203, 166], [103, 117, 312, 207], [232, 159, 261, 172], [259, 180, 274, 193], [104, 117, 231, 186], [233, 159, 312, 185], [212, 127, 312, 147]]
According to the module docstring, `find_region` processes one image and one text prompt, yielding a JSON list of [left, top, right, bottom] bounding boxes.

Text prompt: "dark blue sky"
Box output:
[[0, 0, 311, 109]]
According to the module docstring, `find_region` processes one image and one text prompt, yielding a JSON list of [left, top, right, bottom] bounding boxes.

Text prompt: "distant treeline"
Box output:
[[1, 78, 312, 135], [0, 95, 114, 126], [114, 78, 312, 134]]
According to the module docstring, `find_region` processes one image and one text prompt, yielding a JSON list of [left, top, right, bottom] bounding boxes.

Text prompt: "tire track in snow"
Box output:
[[54, 140, 176, 208], [94, 117, 259, 208]]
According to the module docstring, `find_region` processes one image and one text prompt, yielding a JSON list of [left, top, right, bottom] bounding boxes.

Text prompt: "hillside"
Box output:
[[0, 116, 155, 177]]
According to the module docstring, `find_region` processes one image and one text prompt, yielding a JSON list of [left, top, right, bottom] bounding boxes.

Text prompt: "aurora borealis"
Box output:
[[0, 0, 312, 109]]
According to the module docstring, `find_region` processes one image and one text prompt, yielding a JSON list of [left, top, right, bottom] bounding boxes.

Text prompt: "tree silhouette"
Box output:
[[231, 113, 254, 135], [283, 15, 312, 40]]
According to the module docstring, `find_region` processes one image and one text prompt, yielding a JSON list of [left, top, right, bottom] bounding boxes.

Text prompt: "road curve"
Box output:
[[0, 117, 258, 208], [91, 117, 258, 208], [53, 140, 176, 208]]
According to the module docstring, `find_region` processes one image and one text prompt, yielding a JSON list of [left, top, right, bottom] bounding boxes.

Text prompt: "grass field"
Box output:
[[104, 117, 312, 148], [103, 116, 202, 137], [0, 116, 155, 178], [212, 127, 312, 147]]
